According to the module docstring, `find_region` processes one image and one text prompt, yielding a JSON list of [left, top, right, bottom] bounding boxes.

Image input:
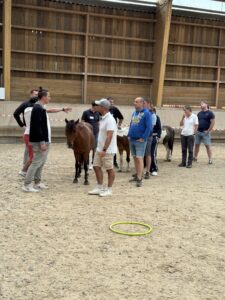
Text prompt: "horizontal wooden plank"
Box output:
[[163, 86, 215, 106], [11, 50, 85, 59], [87, 82, 151, 105], [11, 25, 155, 43], [13, 3, 156, 23], [165, 78, 217, 83], [11, 77, 82, 103], [172, 20, 225, 32]]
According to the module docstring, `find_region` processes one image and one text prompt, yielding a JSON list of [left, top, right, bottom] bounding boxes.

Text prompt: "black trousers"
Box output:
[[150, 136, 159, 172], [180, 135, 194, 165]]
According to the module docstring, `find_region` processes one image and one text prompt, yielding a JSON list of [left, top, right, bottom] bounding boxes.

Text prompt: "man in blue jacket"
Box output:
[[128, 97, 152, 187]]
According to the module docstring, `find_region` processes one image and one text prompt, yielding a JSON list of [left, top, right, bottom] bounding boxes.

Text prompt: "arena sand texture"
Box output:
[[0, 143, 225, 300]]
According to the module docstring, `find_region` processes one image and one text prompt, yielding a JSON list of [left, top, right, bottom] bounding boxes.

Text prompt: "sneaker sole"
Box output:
[[22, 188, 39, 193]]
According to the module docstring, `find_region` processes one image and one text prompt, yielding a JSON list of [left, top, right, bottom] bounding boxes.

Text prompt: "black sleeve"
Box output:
[[115, 107, 124, 120], [157, 116, 162, 138], [13, 102, 28, 127], [81, 111, 87, 122]]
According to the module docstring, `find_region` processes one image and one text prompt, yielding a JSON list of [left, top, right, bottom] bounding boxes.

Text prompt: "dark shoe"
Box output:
[[136, 179, 142, 187], [144, 171, 150, 179], [129, 175, 137, 182], [193, 157, 197, 162], [208, 160, 213, 165], [186, 164, 192, 168], [178, 163, 186, 167]]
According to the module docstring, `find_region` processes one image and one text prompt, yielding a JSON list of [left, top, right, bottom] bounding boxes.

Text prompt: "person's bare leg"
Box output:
[[194, 144, 200, 159], [93, 166, 103, 185], [136, 157, 144, 179], [205, 145, 212, 160], [107, 169, 115, 188], [145, 155, 151, 173]]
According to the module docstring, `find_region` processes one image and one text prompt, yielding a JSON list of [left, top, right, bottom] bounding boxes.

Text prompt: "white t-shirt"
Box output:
[[24, 107, 33, 135], [97, 112, 117, 154], [181, 113, 198, 136]]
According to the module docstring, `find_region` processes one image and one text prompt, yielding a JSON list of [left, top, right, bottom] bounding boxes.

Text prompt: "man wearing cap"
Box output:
[[88, 98, 117, 197], [81, 101, 100, 169], [194, 101, 215, 164], [179, 105, 198, 168]]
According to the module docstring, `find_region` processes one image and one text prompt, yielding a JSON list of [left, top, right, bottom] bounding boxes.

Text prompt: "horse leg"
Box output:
[[83, 161, 89, 185], [73, 161, 79, 183], [78, 163, 82, 178], [165, 145, 171, 162], [118, 150, 123, 172], [126, 150, 131, 172]]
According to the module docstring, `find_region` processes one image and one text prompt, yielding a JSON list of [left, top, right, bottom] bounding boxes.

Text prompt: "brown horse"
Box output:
[[65, 119, 95, 185], [117, 127, 130, 172]]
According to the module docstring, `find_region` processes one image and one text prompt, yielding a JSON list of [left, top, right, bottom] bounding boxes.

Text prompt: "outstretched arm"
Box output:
[[46, 107, 72, 113]]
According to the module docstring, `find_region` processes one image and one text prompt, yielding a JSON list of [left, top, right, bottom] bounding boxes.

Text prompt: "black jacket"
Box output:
[[29, 103, 49, 143], [13, 97, 39, 127], [153, 115, 162, 138]]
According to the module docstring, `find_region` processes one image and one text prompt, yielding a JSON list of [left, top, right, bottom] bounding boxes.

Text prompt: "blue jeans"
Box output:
[[129, 139, 147, 158], [195, 131, 211, 146]]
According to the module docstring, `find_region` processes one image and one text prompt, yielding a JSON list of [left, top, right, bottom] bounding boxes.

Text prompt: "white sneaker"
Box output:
[[22, 184, 39, 193], [99, 189, 112, 197], [89, 164, 93, 170], [19, 171, 26, 177], [88, 187, 103, 195], [34, 183, 49, 190], [151, 171, 158, 176]]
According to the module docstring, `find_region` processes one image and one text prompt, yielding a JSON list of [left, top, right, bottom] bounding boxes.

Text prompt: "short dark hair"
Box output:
[[92, 100, 97, 106], [107, 97, 113, 100], [30, 89, 38, 94], [38, 86, 49, 99]]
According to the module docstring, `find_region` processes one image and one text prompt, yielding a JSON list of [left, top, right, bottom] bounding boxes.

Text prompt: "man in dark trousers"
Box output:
[[13, 89, 39, 177], [107, 96, 124, 168], [82, 101, 100, 169], [150, 108, 162, 176]]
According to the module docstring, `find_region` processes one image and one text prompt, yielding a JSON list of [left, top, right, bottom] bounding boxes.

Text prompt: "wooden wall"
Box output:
[[164, 15, 225, 107], [1, 0, 225, 107], [9, 0, 155, 103]]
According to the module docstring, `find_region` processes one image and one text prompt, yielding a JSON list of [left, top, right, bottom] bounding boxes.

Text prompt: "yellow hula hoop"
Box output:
[[109, 221, 153, 236]]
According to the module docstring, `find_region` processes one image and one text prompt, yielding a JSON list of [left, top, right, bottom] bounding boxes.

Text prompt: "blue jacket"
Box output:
[[128, 108, 152, 141]]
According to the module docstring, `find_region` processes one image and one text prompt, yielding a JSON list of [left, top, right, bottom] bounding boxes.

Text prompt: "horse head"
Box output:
[[65, 118, 79, 148]]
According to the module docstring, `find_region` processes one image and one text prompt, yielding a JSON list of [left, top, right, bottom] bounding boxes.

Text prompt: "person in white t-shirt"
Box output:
[[88, 99, 117, 197], [179, 105, 198, 168]]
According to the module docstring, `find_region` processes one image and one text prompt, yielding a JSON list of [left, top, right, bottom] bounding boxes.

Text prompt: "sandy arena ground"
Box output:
[[0, 142, 225, 300]]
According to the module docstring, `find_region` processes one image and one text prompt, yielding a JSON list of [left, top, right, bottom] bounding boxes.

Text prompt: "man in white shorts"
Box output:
[[88, 99, 117, 197]]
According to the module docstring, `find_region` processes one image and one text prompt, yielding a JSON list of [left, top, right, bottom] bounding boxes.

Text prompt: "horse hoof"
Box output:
[[73, 179, 78, 183], [84, 181, 89, 185]]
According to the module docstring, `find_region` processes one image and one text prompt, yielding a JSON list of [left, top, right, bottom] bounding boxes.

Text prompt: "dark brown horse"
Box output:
[[65, 119, 95, 185]]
